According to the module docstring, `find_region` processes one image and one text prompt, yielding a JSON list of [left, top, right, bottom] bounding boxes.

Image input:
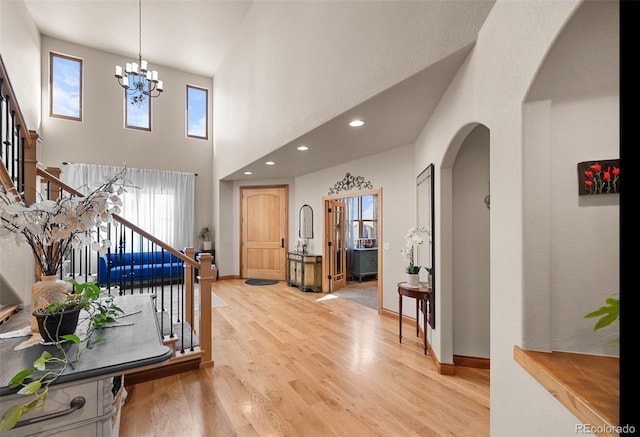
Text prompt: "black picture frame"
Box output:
[[577, 159, 620, 195], [298, 204, 313, 239], [417, 163, 435, 329]]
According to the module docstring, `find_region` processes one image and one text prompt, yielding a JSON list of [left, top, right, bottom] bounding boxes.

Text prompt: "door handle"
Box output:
[[281, 238, 285, 248]]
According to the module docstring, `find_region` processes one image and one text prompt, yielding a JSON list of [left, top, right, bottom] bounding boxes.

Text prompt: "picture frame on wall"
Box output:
[[417, 163, 435, 329], [577, 159, 620, 195]]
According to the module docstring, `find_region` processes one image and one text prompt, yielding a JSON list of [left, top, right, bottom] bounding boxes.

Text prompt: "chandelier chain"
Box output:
[[138, 0, 142, 62], [114, 0, 163, 104]]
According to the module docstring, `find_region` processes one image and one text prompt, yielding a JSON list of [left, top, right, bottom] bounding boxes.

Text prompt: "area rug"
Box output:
[[212, 293, 228, 308], [245, 279, 279, 286], [331, 286, 378, 310]]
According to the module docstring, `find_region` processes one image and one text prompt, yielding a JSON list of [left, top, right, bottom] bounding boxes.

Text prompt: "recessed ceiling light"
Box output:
[[297, 145, 309, 151], [244, 171, 252, 175], [349, 119, 365, 127], [265, 161, 275, 166]]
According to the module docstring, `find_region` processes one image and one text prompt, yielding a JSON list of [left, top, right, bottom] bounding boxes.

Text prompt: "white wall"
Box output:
[[522, 0, 619, 356], [38, 36, 215, 247], [0, 0, 41, 306], [548, 96, 619, 353], [1, 1, 620, 435], [294, 144, 415, 314], [212, 0, 494, 180], [220, 142, 415, 298], [452, 124, 490, 359], [412, 0, 617, 435], [0, 19, 217, 304], [0, 0, 41, 130]]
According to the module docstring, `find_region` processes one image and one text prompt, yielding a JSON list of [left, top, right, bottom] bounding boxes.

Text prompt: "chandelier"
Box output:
[[114, 0, 163, 106]]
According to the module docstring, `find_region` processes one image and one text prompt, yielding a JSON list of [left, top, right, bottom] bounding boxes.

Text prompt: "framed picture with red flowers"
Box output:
[[577, 159, 620, 195]]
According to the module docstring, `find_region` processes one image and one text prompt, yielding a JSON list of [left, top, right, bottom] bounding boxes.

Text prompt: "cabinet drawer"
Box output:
[[0, 378, 110, 437]]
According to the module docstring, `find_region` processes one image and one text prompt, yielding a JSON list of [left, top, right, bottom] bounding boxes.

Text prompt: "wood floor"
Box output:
[[120, 279, 490, 436]]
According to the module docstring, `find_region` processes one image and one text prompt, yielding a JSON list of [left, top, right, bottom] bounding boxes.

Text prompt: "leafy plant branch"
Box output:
[[584, 294, 619, 344], [0, 280, 123, 431]]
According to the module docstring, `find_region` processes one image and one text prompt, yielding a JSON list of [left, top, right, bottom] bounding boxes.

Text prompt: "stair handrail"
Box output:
[[2, 53, 214, 367], [0, 54, 39, 203], [0, 164, 19, 201], [36, 167, 215, 366], [36, 167, 198, 267]]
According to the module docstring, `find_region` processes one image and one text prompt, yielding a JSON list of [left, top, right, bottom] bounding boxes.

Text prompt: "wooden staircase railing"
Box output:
[[0, 54, 38, 204], [0, 54, 215, 377]]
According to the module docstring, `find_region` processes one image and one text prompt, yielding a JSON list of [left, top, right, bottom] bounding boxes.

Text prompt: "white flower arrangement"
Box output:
[[400, 226, 431, 274], [0, 169, 127, 276]]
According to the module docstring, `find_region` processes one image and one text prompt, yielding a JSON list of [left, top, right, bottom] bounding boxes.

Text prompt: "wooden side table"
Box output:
[[397, 281, 432, 355]]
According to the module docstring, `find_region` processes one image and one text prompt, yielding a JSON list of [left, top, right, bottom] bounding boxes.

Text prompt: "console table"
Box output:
[[397, 281, 432, 355], [0, 294, 173, 436]]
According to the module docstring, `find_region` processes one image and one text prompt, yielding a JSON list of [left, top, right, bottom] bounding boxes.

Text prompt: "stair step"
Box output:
[[156, 312, 200, 351], [122, 349, 202, 385], [0, 304, 20, 327]]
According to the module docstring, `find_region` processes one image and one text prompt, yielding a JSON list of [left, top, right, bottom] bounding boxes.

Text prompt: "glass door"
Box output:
[[328, 200, 347, 291]]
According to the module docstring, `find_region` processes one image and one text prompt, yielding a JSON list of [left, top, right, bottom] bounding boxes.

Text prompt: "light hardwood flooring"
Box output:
[[120, 279, 490, 436]]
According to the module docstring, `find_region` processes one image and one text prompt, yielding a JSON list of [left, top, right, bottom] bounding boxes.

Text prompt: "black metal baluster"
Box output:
[[128, 227, 134, 292]]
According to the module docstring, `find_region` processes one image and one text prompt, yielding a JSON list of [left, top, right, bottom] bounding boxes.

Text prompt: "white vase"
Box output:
[[30, 275, 68, 334], [407, 273, 420, 287], [203, 241, 212, 251]]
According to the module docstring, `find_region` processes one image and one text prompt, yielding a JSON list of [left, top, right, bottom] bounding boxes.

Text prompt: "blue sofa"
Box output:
[[98, 251, 185, 286]]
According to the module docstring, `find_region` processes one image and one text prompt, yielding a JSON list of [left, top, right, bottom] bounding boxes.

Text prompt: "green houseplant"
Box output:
[[199, 226, 212, 250], [0, 280, 123, 431], [34, 280, 123, 343], [584, 293, 619, 344]]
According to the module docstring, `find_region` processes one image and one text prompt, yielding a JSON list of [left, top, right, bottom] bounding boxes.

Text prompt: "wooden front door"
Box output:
[[326, 199, 347, 291], [241, 186, 288, 280]]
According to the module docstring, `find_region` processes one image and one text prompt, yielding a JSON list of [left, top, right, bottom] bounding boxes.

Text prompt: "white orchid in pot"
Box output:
[[400, 226, 431, 287], [0, 168, 128, 332]]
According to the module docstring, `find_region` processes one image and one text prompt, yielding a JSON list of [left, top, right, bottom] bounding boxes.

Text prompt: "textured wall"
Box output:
[[212, 1, 495, 180]]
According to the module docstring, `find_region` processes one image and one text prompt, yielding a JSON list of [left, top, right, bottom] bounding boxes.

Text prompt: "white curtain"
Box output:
[[345, 197, 355, 250], [62, 163, 195, 250]]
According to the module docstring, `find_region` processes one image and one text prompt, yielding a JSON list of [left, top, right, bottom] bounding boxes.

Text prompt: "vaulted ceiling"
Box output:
[[24, 0, 493, 181]]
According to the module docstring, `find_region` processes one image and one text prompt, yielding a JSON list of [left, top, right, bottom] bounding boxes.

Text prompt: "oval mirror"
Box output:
[[299, 204, 313, 239]]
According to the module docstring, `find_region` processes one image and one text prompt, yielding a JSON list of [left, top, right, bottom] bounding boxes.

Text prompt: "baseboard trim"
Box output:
[[124, 354, 201, 385], [453, 354, 490, 369], [438, 362, 456, 375]]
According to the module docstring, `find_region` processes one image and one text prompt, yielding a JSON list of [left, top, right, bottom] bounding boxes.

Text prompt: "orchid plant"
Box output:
[[0, 169, 127, 275], [400, 226, 432, 275]]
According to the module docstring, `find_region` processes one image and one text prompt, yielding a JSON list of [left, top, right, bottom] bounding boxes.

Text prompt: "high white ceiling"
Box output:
[[24, 0, 488, 181], [24, 0, 253, 78]]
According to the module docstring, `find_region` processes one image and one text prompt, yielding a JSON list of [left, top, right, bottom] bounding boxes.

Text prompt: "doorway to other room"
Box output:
[[323, 189, 382, 312]]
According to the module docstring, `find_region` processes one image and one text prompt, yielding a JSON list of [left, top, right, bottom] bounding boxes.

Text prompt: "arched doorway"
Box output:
[[441, 123, 491, 368]]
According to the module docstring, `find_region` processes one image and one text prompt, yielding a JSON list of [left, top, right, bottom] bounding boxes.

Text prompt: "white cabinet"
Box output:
[[0, 295, 170, 437], [0, 376, 123, 437]]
